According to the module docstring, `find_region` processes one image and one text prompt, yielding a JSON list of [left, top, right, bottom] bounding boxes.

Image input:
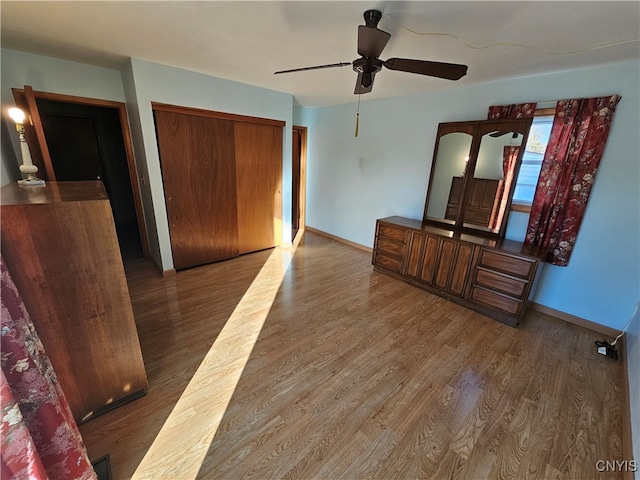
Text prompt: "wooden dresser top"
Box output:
[[1, 181, 108, 206], [378, 215, 550, 261]]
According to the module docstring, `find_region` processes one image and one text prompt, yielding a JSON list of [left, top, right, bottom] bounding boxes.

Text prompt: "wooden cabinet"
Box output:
[[1, 181, 148, 423], [445, 177, 503, 227], [372, 222, 409, 274], [406, 232, 475, 298], [435, 239, 476, 296], [405, 232, 425, 278], [468, 248, 539, 323], [373, 216, 548, 326]]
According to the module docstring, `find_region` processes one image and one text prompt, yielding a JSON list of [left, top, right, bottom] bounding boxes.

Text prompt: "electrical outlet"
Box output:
[[595, 340, 619, 360]]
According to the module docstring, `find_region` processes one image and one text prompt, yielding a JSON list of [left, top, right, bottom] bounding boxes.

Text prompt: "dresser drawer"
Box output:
[[474, 267, 528, 299], [376, 236, 406, 257], [377, 223, 407, 242], [373, 252, 404, 273], [478, 248, 535, 279], [372, 216, 547, 328], [469, 286, 522, 316]]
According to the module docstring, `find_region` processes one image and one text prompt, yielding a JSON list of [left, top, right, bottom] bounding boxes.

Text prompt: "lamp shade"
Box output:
[[8, 108, 25, 124]]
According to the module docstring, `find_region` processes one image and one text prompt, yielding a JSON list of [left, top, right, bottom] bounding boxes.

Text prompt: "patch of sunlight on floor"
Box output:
[[132, 238, 299, 479]]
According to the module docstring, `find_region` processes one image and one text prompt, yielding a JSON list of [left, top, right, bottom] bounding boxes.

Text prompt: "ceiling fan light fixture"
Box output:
[[361, 72, 372, 88], [353, 57, 382, 73]]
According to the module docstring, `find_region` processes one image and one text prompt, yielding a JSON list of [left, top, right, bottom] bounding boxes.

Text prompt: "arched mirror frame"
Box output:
[[423, 117, 533, 238]]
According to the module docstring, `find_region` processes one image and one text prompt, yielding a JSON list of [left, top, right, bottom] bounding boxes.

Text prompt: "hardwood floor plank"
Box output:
[[77, 231, 627, 480]]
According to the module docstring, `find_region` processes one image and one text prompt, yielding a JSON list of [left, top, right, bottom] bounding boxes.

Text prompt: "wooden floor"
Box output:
[[79, 231, 626, 480]]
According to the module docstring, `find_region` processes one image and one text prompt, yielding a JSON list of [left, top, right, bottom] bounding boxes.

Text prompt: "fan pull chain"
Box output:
[[355, 95, 361, 138]]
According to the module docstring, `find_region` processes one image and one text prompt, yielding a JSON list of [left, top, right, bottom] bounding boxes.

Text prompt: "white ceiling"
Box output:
[[1, 1, 639, 107]]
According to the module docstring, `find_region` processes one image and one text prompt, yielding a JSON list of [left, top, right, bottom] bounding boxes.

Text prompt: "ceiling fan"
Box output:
[[275, 9, 468, 95]]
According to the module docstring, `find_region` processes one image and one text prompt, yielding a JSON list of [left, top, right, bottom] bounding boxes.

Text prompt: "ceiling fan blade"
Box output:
[[354, 72, 376, 94], [357, 25, 391, 58], [274, 62, 352, 75], [383, 58, 468, 80]]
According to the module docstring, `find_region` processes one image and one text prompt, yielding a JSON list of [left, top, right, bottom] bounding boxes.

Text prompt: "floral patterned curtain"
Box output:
[[490, 146, 520, 230], [1, 257, 97, 480], [487, 102, 537, 120], [486, 103, 536, 232], [525, 95, 621, 266]]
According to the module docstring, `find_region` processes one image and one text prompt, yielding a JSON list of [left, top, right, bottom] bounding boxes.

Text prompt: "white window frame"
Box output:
[[511, 107, 556, 213]]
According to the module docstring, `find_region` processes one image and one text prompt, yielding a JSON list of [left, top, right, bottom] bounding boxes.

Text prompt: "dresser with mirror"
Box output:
[[373, 118, 550, 326]]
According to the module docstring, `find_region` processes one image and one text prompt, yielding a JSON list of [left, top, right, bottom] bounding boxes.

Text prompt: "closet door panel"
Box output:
[[155, 110, 239, 269], [235, 122, 283, 254]]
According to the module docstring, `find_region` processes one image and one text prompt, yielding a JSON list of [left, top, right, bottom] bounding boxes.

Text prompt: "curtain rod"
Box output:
[[536, 100, 559, 109], [535, 93, 621, 107]]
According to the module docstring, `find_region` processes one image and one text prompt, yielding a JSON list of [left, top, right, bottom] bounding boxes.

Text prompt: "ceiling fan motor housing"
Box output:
[[363, 10, 382, 28], [353, 58, 382, 87]]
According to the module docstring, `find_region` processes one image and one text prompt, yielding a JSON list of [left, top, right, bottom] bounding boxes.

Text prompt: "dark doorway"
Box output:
[[36, 99, 143, 259], [291, 126, 306, 242]]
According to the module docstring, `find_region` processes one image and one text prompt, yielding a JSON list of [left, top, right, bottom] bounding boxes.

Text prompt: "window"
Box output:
[[512, 112, 554, 207]]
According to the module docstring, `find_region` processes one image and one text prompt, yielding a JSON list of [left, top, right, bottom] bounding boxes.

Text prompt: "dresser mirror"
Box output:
[[423, 118, 532, 238]]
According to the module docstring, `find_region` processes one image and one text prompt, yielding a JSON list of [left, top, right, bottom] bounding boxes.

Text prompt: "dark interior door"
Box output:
[[36, 99, 143, 259], [291, 128, 301, 235]]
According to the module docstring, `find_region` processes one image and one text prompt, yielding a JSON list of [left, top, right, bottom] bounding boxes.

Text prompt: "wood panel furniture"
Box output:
[[373, 216, 549, 326], [382, 117, 545, 326], [153, 103, 284, 270], [445, 176, 502, 227], [424, 119, 532, 237], [1, 181, 148, 423]]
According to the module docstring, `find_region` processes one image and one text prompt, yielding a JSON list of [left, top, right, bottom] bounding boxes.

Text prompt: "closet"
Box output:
[[153, 104, 284, 270]]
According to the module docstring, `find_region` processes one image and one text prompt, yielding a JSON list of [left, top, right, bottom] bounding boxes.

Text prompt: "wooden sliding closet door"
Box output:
[[155, 110, 239, 269], [235, 122, 283, 254], [154, 103, 285, 271]]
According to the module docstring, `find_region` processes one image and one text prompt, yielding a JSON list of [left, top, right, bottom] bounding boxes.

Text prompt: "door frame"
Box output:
[[12, 87, 150, 258], [292, 125, 307, 235]]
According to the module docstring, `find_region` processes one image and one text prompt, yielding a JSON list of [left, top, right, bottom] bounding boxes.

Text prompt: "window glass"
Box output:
[[513, 115, 554, 204]]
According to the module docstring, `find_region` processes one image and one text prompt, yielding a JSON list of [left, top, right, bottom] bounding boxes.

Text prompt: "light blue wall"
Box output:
[[0, 50, 294, 271], [1, 49, 126, 103], [1, 48, 126, 186], [293, 106, 311, 127], [627, 302, 640, 476], [305, 60, 640, 330], [126, 58, 294, 270], [120, 60, 162, 267]]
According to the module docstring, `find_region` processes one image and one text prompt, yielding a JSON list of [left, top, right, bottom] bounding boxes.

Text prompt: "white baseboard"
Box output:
[[304, 226, 372, 253], [303, 227, 622, 339], [529, 302, 622, 337]]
